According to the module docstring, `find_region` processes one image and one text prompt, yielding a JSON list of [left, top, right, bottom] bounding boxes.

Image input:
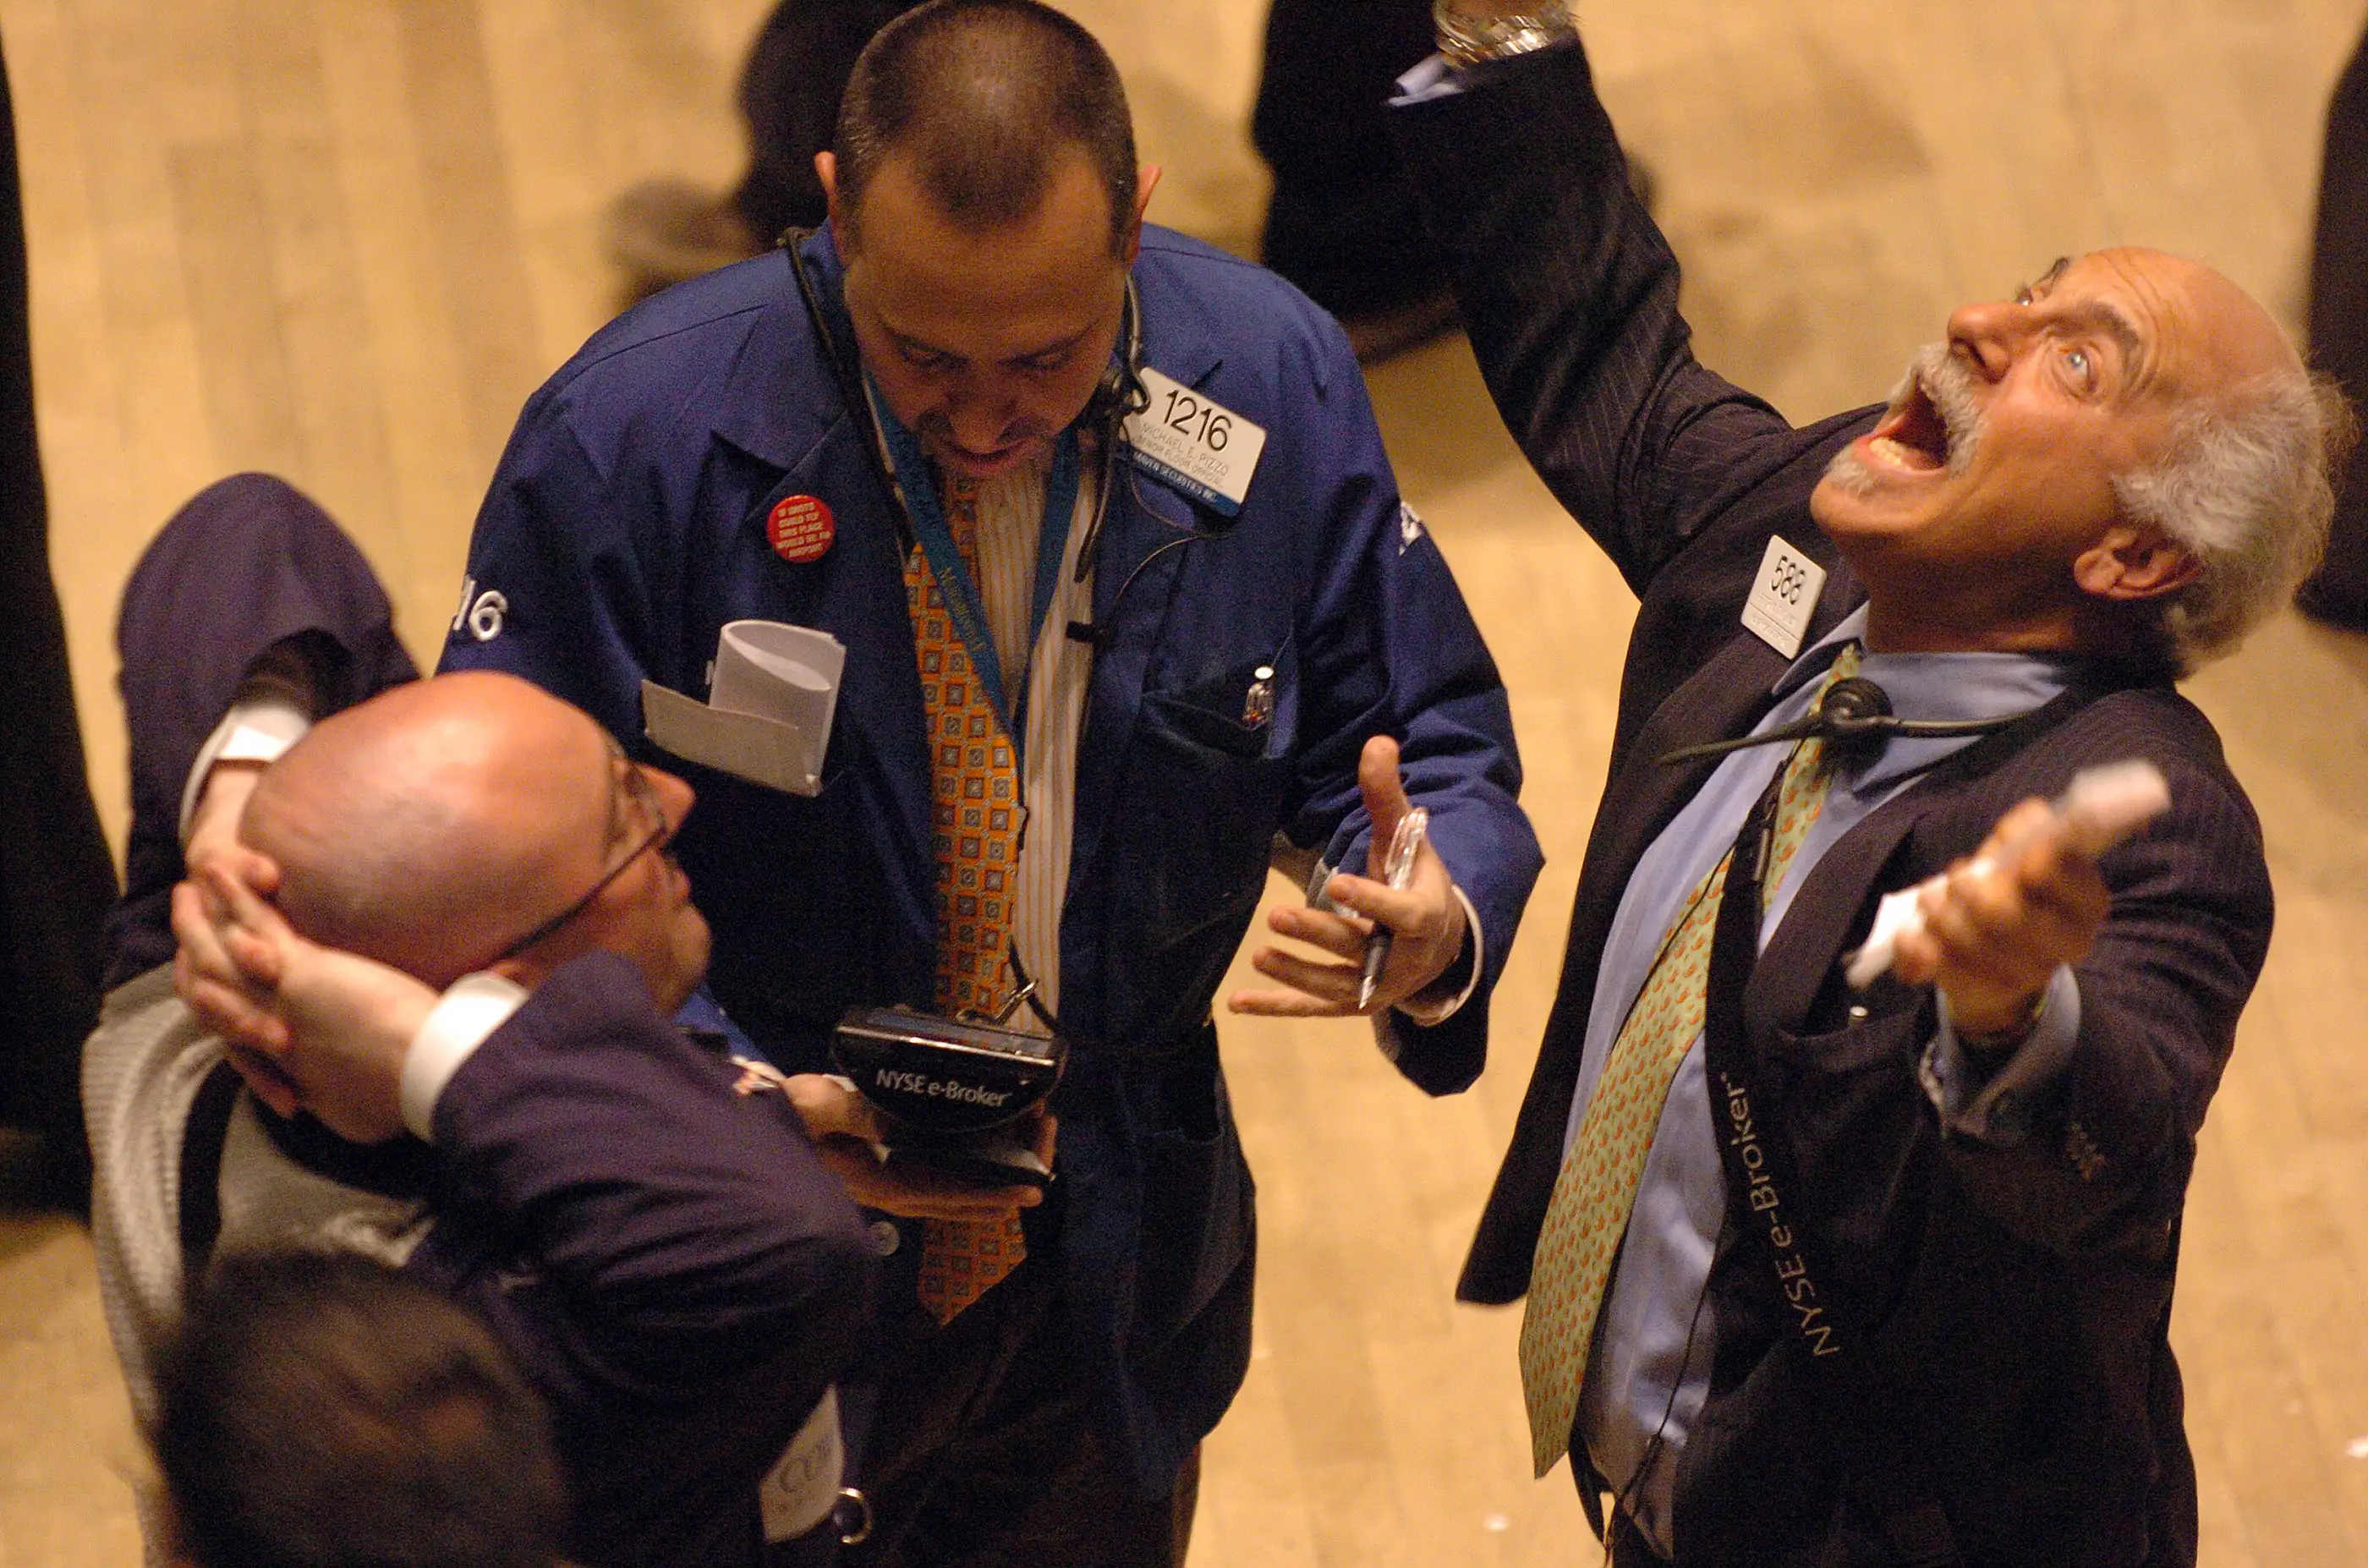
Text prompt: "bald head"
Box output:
[[2105, 247, 2296, 387], [239, 673, 695, 995], [1815, 244, 2351, 668]]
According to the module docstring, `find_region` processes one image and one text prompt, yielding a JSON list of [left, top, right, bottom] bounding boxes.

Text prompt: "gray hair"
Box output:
[[2113, 368, 2355, 671]]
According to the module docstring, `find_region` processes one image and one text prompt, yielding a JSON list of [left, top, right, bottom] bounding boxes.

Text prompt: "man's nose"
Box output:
[[945, 379, 1020, 451], [647, 766, 694, 832], [1943, 298, 2023, 381]]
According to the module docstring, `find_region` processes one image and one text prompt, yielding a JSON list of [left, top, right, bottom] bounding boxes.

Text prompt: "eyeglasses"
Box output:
[[491, 749, 675, 963]]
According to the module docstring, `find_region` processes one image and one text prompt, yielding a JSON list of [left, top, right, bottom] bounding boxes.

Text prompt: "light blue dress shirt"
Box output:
[[1566, 608, 2091, 1556]]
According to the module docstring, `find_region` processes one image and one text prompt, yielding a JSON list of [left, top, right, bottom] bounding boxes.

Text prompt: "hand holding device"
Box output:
[[784, 1072, 1052, 1220], [1359, 808, 1429, 1009], [1850, 760, 2166, 1038]]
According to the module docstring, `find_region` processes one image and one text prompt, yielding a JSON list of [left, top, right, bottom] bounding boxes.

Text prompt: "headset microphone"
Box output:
[[1656, 675, 2033, 769]]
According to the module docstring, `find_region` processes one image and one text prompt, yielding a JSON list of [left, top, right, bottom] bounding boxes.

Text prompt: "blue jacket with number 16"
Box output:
[[438, 223, 1541, 1489]]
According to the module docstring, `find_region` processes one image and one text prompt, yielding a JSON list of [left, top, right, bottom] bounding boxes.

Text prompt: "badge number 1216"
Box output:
[[1125, 366, 1266, 516]]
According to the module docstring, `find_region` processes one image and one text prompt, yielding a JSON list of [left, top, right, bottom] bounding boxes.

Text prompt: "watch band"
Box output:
[[1433, 1, 1576, 67], [1955, 991, 2047, 1056]]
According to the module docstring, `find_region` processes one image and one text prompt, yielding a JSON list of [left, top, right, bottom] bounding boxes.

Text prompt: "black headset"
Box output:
[[1656, 673, 2038, 770]]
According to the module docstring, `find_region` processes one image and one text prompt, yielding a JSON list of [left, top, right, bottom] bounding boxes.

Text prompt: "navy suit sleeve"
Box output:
[[1937, 742, 2271, 1260], [1277, 308, 1541, 1094], [421, 951, 875, 1419], [1389, 41, 1865, 600]]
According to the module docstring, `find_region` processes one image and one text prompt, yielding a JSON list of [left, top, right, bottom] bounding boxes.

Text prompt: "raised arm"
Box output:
[[1388, 32, 1858, 597]]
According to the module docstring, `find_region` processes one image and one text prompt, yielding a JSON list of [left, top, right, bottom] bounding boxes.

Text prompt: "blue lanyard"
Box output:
[[872, 389, 1081, 754]]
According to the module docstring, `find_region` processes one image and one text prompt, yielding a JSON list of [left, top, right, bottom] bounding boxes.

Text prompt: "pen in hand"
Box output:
[[1358, 807, 1429, 1011]]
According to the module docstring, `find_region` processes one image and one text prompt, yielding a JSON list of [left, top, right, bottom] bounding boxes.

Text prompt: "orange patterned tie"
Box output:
[[1517, 645, 1861, 1475], [907, 472, 1030, 1324]]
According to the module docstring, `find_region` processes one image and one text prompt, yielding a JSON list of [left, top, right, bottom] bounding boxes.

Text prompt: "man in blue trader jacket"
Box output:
[[435, 3, 1539, 1564]]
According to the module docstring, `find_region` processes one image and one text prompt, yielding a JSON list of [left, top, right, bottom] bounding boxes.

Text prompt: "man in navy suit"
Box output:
[[417, 4, 1541, 1563], [1390, 8, 2349, 1566], [98, 496, 880, 1566], [179, 670, 878, 1568]]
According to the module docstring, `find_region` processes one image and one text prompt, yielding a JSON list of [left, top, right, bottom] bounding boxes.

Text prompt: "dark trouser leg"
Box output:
[[2302, 21, 2368, 628], [106, 474, 414, 991], [0, 33, 114, 1209], [852, 1251, 1197, 1568]]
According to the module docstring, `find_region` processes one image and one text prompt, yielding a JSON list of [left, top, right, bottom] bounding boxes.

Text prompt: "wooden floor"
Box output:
[[3, 0, 2367, 1562]]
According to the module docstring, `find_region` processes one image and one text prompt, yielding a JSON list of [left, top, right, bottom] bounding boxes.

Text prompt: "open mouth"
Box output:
[[1864, 381, 1952, 474]]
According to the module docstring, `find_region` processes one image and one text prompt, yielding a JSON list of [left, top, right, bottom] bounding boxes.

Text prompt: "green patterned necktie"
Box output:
[[1517, 644, 1861, 1476]]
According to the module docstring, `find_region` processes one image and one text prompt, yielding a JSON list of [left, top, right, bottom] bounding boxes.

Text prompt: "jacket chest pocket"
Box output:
[[1757, 1001, 1935, 1307], [1087, 668, 1295, 1047], [1137, 685, 1293, 914]]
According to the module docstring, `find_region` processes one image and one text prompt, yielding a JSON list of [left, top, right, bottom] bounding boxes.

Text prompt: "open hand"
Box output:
[[783, 1073, 1053, 1220], [188, 862, 436, 1143]]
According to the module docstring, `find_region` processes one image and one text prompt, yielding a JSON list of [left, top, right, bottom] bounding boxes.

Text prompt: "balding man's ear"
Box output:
[[2075, 524, 2202, 601], [1123, 165, 1161, 266], [818, 152, 847, 261]]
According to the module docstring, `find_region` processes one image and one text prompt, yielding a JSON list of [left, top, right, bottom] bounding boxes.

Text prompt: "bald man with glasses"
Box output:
[[86, 475, 888, 1568]]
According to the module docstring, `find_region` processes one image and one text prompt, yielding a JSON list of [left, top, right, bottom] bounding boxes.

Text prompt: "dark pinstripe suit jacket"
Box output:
[[1395, 41, 2268, 1568]]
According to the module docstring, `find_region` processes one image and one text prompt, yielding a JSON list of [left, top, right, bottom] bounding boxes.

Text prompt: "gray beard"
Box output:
[[1821, 343, 1984, 497], [1822, 443, 1881, 497]]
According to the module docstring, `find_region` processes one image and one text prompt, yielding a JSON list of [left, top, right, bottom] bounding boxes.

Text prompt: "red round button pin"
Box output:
[[767, 495, 835, 562]]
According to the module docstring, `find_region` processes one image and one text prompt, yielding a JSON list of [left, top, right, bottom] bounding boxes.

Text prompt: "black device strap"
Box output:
[[1701, 774, 1965, 1567], [177, 1059, 243, 1297]]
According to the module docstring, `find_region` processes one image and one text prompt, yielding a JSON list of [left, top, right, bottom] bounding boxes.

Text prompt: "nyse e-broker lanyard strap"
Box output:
[[1697, 769, 1967, 1566], [871, 397, 1082, 763]]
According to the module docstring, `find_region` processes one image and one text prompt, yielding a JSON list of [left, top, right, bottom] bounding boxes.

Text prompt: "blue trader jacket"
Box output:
[[440, 224, 1542, 1489]]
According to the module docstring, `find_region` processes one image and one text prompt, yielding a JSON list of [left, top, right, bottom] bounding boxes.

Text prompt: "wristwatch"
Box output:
[[1433, 1, 1577, 67]]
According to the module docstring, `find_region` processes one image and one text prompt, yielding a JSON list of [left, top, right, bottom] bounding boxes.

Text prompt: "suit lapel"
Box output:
[[1747, 800, 1922, 1036], [1554, 592, 1863, 1041], [1742, 672, 2115, 1036], [1580, 632, 1792, 929]]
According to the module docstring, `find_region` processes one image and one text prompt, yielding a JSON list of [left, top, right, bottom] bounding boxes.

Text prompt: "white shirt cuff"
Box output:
[[401, 973, 529, 1141], [1393, 55, 1464, 104], [178, 699, 311, 841], [1375, 885, 1484, 1061]]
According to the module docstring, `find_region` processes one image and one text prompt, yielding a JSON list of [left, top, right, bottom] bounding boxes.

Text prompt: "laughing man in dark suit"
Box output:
[[1389, 9, 2349, 1566]]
